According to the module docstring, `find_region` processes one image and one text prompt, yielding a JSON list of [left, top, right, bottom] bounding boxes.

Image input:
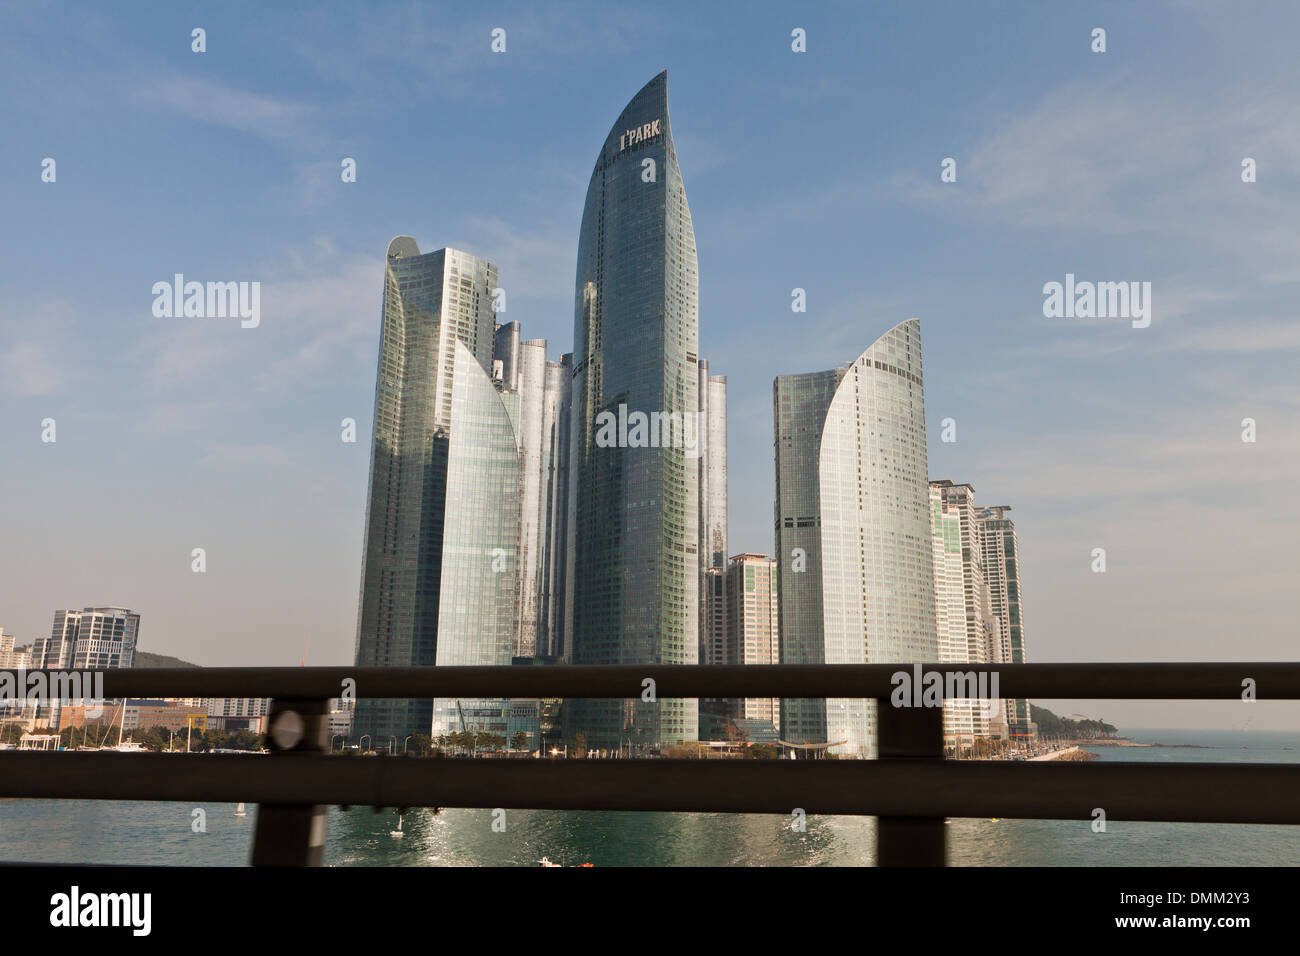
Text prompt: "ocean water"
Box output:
[[1, 727, 1296, 866]]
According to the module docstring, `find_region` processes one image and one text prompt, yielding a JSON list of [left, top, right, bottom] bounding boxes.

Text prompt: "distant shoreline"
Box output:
[[1061, 737, 1149, 747]]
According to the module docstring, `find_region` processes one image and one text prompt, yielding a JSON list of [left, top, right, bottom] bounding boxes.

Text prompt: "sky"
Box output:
[[2, 1, 1297, 730]]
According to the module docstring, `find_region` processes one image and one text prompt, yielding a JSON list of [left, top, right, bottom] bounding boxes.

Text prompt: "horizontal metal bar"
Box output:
[[2, 662, 1296, 700], [2, 753, 1298, 825]]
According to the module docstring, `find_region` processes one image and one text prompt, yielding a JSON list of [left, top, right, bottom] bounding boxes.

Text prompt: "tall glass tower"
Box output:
[[774, 319, 936, 757], [567, 71, 700, 750], [353, 240, 517, 745]]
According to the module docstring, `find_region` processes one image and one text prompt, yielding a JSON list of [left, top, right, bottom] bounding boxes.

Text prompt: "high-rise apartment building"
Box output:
[[930, 480, 1005, 748], [353, 240, 518, 744], [701, 555, 780, 741], [978, 505, 1033, 740], [0, 628, 32, 669], [701, 562, 727, 736], [33, 607, 140, 669], [567, 71, 701, 750], [205, 697, 272, 719], [724, 554, 781, 738], [774, 319, 935, 757]]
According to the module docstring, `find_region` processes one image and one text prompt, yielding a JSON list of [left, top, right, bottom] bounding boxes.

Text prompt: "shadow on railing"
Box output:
[[2, 663, 1298, 866]]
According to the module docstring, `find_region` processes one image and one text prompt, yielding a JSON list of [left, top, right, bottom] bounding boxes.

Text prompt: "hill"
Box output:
[[134, 650, 201, 668], [1030, 705, 1117, 738]]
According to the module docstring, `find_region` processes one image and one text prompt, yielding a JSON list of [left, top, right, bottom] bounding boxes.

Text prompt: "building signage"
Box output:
[[619, 119, 662, 150]]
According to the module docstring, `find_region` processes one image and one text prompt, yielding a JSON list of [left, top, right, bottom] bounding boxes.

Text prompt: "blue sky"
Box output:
[[2, 1, 1298, 729]]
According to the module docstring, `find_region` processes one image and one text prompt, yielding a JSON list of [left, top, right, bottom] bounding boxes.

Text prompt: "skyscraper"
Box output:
[[978, 505, 1034, 740], [353, 240, 518, 744], [538, 354, 573, 659], [697, 357, 727, 734], [567, 71, 700, 749], [930, 480, 1004, 749], [510, 336, 550, 659], [774, 319, 935, 757], [698, 359, 727, 571]]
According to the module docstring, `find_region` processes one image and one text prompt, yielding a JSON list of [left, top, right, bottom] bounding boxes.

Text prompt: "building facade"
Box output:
[[538, 354, 573, 659], [978, 505, 1034, 740], [510, 335, 551, 659], [428, 339, 523, 738], [566, 71, 701, 750], [352, 241, 516, 744], [774, 319, 935, 757], [724, 554, 781, 739], [698, 360, 728, 571], [205, 697, 272, 719], [33, 608, 139, 670], [697, 359, 727, 710], [0, 629, 32, 669], [930, 480, 1005, 748]]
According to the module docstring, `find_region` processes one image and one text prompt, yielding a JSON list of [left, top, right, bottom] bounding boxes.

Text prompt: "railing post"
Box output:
[[875, 698, 945, 866], [251, 697, 330, 866]]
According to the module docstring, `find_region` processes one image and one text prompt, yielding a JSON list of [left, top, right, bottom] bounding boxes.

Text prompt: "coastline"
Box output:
[[1062, 737, 1149, 747]]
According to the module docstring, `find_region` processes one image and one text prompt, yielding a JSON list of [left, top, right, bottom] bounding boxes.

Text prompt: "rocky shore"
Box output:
[[1048, 746, 1099, 762]]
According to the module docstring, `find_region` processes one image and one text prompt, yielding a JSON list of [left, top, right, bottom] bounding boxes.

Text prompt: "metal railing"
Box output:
[[2, 663, 1298, 866]]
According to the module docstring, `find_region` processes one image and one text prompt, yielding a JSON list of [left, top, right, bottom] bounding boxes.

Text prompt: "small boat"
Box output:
[[538, 856, 560, 867], [390, 813, 404, 838], [235, 803, 246, 817]]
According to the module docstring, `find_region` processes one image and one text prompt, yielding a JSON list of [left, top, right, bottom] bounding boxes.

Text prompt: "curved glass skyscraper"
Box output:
[[353, 240, 517, 744], [567, 71, 700, 749], [774, 319, 936, 757]]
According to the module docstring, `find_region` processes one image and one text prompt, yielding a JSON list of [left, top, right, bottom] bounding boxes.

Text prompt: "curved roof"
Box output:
[[387, 236, 421, 259], [818, 317, 924, 458], [591, 70, 671, 169]]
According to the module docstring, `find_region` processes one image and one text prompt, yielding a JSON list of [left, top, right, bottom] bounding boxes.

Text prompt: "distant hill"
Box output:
[[134, 650, 201, 668], [1031, 705, 1117, 738]]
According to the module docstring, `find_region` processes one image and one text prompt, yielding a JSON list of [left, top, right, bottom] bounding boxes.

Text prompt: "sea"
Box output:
[[2, 728, 1296, 866]]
